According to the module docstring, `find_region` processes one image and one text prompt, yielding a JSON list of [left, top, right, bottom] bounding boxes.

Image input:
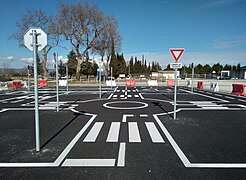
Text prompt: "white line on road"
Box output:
[[83, 122, 104, 142], [134, 95, 139, 98], [145, 122, 165, 143], [140, 114, 148, 117], [122, 114, 134, 122], [139, 93, 144, 99], [238, 99, 246, 103], [128, 122, 141, 142], [62, 159, 116, 167], [108, 93, 114, 99], [117, 142, 126, 167], [225, 96, 235, 100], [106, 122, 121, 142], [54, 111, 97, 165]]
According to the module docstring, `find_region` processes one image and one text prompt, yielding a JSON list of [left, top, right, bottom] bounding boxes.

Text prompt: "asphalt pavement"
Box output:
[[0, 85, 246, 179]]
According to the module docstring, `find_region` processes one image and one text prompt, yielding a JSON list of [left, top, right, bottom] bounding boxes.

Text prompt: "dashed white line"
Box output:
[[117, 143, 126, 167], [139, 93, 144, 99]]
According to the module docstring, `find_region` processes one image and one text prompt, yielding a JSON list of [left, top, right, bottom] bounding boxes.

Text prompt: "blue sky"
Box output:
[[1, 0, 246, 69]]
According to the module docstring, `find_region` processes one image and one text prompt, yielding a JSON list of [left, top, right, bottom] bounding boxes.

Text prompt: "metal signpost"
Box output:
[[24, 27, 47, 151], [27, 65, 30, 93], [111, 67, 113, 89], [66, 64, 68, 94], [54, 53, 59, 112], [169, 48, 185, 120], [191, 63, 194, 94]]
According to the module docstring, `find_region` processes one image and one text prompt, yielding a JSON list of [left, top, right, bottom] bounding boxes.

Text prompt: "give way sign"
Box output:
[[169, 48, 185, 62]]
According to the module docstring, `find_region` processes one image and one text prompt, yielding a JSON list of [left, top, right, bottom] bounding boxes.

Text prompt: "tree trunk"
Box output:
[[42, 50, 48, 79], [75, 47, 81, 80]]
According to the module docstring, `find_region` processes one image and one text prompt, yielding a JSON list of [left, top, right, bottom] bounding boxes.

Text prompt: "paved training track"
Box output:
[[0, 86, 246, 179]]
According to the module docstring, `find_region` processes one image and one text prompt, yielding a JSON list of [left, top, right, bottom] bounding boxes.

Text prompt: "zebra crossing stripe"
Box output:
[[145, 122, 165, 143], [106, 122, 121, 142], [128, 122, 141, 142], [83, 122, 104, 142]]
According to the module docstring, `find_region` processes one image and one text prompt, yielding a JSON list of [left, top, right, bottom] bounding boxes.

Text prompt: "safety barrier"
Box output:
[[38, 80, 48, 87], [166, 80, 174, 86], [197, 81, 204, 90], [125, 80, 136, 87], [231, 84, 246, 96], [0, 82, 8, 91], [148, 80, 158, 86], [210, 82, 219, 92], [106, 80, 116, 87], [58, 79, 67, 86], [12, 81, 22, 90]]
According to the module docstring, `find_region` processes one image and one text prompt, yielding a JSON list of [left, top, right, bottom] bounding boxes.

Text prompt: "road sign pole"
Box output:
[[99, 69, 102, 98], [174, 68, 177, 120], [191, 64, 194, 94], [32, 30, 40, 152], [27, 68, 30, 93], [54, 53, 59, 112], [66, 64, 68, 94], [111, 67, 113, 89]]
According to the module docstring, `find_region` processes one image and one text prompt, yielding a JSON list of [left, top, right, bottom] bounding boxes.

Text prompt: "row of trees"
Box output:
[[11, 1, 121, 80], [165, 63, 242, 75]]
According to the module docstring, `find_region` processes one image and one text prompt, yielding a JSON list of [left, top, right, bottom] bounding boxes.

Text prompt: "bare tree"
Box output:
[[57, 1, 106, 80], [91, 16, 121, 75], [10, 9, 59, 79]]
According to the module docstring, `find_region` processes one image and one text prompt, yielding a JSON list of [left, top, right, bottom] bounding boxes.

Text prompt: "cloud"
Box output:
[[212, 36, 246, 49], [19, 57, 33, 64], [203, 0, 244, 8]]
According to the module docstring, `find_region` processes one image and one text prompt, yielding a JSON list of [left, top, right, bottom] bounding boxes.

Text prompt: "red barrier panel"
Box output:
[[166, 80, 174, 86], [38, 80, 48, 87], [231, 84, 246, 96], [125, 80, 136, 87], [197, 81, 204, 90], [12, 81, 22, 90]]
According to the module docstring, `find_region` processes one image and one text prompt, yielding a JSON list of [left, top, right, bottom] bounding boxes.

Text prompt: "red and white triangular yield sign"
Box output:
[[169, 48, 185, 62]]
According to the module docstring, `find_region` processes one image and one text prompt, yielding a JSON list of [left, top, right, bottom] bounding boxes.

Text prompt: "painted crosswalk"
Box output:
[[82, 120, 165, 144]]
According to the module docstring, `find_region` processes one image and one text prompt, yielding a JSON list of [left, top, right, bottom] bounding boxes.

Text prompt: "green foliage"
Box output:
[[67, 50, 77, 77], [81, 60, 98, 77], [58, 60, 66, 76]]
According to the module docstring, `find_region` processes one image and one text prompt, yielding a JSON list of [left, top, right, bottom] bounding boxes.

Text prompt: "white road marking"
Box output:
[[225, 96, 235, 100], [127, 95, 132, 97], [54, 111, 97, 165], [145, 122, 165, 143], [117, 90, 120, 92], [134, 95, 139, 98], [62, 159, 115, 167], [139, 93, 144, 99], [201, 107, 229, 110], [179, 89, 229, 102], [117, 142, 126, 167], [83, 122, 104, 142], [132, 90, 136, 92], [214, 94, 222, 97], [108, 93, 114, 99], [238, 99, 246, 103], [128, 122, 141, 142], [136, 89, 139, 92], [122, 114, 134, 122], [140, 114, 148, 117], [113, 95, 117, 98], [0, 109, 9, 113], [153, 114, 190, 167], [106, 122, 121, 142], [120, 95, 124, 98]]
